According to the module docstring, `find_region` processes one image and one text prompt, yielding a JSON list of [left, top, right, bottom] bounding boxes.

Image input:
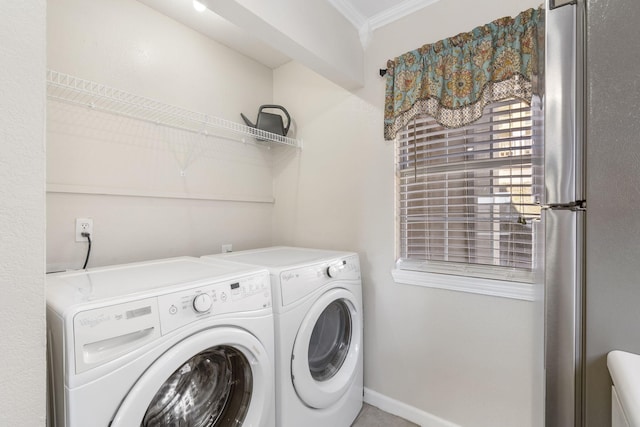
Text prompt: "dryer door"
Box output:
[[110, 327, 272, 427], [291, 288, 362, 409]]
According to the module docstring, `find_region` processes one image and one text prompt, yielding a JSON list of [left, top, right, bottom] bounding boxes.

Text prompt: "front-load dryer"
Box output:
[[46, 256, 275, 427], [202, 247, 363, 427]]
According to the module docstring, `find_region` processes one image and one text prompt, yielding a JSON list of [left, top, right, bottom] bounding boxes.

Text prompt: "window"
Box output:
[[395, 98, 541, 284]]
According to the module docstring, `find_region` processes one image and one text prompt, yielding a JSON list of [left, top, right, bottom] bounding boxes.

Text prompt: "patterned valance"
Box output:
[[384, 7, 542, 140]]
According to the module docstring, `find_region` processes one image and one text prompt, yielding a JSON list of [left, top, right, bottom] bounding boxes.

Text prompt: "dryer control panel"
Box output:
[[279, 255, 361, 307], [157, 271, 271, 335]]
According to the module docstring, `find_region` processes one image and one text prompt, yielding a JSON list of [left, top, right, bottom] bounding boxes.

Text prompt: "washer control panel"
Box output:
[[73, 297, 161, 374], [71, 271, 271, 373], [157, 271, 271, 335]]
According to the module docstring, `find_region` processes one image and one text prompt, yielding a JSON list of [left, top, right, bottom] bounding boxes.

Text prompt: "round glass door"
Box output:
[[142, 346, 252, 427], [308, 300, 352, 382], [111, 327, 272, 427], [291, 288, 362, 409]]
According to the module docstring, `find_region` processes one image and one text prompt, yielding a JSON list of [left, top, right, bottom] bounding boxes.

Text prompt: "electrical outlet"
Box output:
[[75, 218, 93, 242], [221, 244, 233, 253]]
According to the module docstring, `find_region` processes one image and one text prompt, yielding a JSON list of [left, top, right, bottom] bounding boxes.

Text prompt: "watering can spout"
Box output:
[[240, 113, 256, 128]]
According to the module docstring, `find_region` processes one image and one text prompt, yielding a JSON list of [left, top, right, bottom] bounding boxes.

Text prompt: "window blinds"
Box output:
[[396, 98, 541, 280]]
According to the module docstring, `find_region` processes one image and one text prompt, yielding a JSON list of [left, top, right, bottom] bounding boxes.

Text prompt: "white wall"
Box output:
[[272, 1, 541, 426], [46, 0, 279, 271], [0, 2, 47, 426]]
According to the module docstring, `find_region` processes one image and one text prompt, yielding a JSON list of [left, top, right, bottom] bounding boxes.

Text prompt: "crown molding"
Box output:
[[369, 0, 443, 30], [327, 0, 443, 49]]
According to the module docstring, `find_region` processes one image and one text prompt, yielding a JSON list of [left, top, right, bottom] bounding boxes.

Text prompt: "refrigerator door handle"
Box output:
[[541, 200, 587, 211], [550, 0, 577, 9]]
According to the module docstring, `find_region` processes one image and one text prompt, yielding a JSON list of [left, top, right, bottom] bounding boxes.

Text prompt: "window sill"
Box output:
[[391, 268, 539, 301]]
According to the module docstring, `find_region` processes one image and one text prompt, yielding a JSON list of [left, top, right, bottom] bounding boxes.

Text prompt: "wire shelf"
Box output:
[[46, 69, 301, 149]]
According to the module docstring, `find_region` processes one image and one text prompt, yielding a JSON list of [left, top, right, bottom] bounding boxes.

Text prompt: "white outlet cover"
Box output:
[[75, 218, 93, 242]]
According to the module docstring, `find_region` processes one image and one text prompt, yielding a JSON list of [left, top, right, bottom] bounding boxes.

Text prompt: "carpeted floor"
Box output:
[[351, 403, 419, 427]]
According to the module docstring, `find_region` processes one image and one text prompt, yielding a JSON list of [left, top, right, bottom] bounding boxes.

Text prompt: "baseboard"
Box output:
[[363, 388, 462, 427]]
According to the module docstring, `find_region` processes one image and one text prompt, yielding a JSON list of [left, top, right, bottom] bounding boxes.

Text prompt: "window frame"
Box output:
[[392, 98, 543, 300]]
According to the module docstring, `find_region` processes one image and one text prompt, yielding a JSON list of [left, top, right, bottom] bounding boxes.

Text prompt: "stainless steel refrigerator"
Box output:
[[544, 0, 640, 426]]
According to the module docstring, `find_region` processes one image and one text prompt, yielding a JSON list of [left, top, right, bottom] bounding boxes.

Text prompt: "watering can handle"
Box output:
[[259, 105, 291, 136]]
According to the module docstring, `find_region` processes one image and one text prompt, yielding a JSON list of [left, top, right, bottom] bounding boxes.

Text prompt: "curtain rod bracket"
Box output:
[[379, 69, 387, 77]]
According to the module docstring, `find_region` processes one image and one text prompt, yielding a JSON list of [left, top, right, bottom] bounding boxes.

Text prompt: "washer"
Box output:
[[46, 256, 275, 427], [203, 247, 363, 427]]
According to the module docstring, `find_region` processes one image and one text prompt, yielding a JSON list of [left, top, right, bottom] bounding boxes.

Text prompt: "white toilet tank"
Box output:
[[612, 386, 630, 427], [608, 351, 640, 427]]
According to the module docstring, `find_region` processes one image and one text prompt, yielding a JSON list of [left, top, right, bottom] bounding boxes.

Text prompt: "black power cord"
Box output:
[[81, 232, 92, 269]]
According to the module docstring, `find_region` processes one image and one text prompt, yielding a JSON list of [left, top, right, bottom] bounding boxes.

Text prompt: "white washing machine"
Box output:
[[203, 247, 363, 427], [46, 256, 275, 427]]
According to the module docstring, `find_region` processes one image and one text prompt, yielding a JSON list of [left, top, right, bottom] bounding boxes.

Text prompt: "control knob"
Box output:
[[327, 264, 344, 278], [193, 293, 213, 313], [327, 260, 348, 278]]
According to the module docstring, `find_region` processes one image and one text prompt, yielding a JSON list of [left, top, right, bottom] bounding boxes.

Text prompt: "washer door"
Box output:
[[291, 288, 361, 409], [111, 327, 271, 427]]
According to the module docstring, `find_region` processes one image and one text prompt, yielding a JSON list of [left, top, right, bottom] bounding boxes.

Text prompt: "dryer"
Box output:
[[203, 247, 363, 427], [46, 256, 275, 427]]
